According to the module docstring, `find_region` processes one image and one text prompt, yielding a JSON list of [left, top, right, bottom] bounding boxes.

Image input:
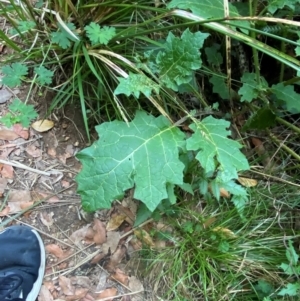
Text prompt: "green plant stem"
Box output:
[[267, 131, 300, 162], [276, 117, 300, 135], [170, 10, 300, 73]]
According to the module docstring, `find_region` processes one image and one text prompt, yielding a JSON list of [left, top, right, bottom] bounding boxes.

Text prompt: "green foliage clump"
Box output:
[[76, 110, 249, 215]]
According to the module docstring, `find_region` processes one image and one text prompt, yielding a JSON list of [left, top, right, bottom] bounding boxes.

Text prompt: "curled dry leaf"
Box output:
[[45, 244, 65, 259], [0, 129, 19, 141], [237, 177, 258, 187], [93, 219, 107, 245], [59, 275, 75, 296], [96, 287, 118, 300], [31, 119, 54, 132], [219, 187, 230, 198], [106, 213, 126, 231]]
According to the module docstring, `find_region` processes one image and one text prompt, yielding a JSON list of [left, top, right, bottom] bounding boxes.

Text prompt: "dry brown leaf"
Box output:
[[101, 231, 120, 254], [31, 191, 60, 203], [58, 262, 68, 270], [0, 164, 14, 178], [0, 206, 10, 216], [128, 276, 144, 294], [47, 147, 57, 157], [96, 288, 118, 300], [31, 119, 54, 132], [70, 224, 94, 246], [93, 219, 107, 245], [13, 124, 29, 139], [129, 236, 142, 251], [237, 177, 258, 187], [105, 245, 127, 272], [65, 288, 89, 301], [26, 144, 42, 157], [111, 268, 129, 286], [90, 252, 106, 265], [219, 187, 230, 198], [5, 201, 33, 214], [116, 204, 135, 225], [0, 129, 19, 141], [0, 177, 7, 197], [0, 145, 16, 158], [46, 244, 65, 259], [106, 214, 126, 231], [72, 276, 91, 288], [61, 180, 70, 188], [8, 190, 31, 202], [38, 285, 54, 301], [133, 229, 155, 247], [59, 275, 75, 296], [40, 212, 54, 228]]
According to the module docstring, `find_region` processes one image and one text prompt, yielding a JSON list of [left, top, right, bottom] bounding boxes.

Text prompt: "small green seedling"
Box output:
[[0, 98, 38, 128]]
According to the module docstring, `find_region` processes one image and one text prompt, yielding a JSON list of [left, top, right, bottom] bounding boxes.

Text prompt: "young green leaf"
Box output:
[[0, 113, 15, 128], [51, 23, 78, 49], [278, 283, 300, 296], [268, 0, 300, 14], [205, 44, 223, 66], [9, 20, 36, 35], [34, 66, 54, 85], [238, 72, 268, 102], [1, 63, 28, 87], [114, 72, 160, 98], [85, 22, 116, 45], [286, 240, 299, 265], [186, 116, 249, 181], [271, 83, 300, 114], [9, 99, 37, 127], [209, 75, 230, 100], [76, 111, 185, 212], [156, 29, 209, 91]]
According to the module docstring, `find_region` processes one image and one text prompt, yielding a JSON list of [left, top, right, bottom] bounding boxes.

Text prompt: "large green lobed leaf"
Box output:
[[76, 111, 185, 212]]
